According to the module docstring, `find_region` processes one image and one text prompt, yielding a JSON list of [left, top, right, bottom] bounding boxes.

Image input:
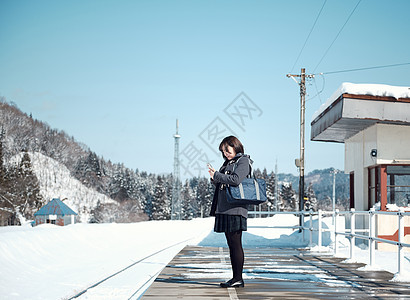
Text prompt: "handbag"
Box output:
[[226, 178, 267, 205], [225, 156, 267, 205]]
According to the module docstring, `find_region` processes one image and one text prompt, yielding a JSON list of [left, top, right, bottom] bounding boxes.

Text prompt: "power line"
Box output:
[[315, 62, 410, 75], [313, 0, 362, 73], [306, 75, 325, 103], [290, 0, 327, 73], [304, 62, 410, 106]]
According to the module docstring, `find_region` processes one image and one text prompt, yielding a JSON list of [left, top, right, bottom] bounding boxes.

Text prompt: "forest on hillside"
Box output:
[[0, 98, 349, 225]]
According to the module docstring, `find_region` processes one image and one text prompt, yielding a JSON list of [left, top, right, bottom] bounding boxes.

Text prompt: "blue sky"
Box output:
[[1, 0, 409, 177]]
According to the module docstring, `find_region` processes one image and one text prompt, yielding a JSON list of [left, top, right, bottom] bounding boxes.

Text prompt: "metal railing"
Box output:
[[248, 209, 410, 277]]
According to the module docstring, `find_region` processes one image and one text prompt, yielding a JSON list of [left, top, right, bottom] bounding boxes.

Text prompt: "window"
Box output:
[[46, 218, 56, 224], [386, 166, 410, 207], [368, 165, 410, 210]]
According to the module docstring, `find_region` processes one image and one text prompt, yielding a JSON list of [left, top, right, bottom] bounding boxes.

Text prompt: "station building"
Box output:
[[311, 83, 410, 250]]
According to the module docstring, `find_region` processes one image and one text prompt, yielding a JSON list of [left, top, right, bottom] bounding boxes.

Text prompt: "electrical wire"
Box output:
[[290, 0, 327, 73], [313, 0, 362, 73], [305, 61, 410, 108], [306, 75, 325, 103], [315, 75, 324, 104], [315, 62, 410, 75]]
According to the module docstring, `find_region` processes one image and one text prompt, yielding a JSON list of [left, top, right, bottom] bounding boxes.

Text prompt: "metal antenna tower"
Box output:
[[171, 119, 181, 220]]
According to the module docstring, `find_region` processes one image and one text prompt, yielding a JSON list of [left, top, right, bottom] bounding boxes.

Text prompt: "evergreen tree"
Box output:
[[181, 180, 194, 220], [253, 168, 262, 178], [292, 192, 299, 212], [74, 151, 104, 191], [164, 174, 174, 214], [196, 177, 213, 218], [256, 169, 269, 213], [108, 163, 137, 202], [0, 128, 4, 179], [136, 170, 154, 220], [262, 168, 268, 180], [142, 195, 153, 220], [280, 182, 297, 211], [152, 176, 170, 220], [265, 172, 276, 211], [276, 191, 284, 212], [0, 150, 43, 224], [304, 182, 318, 211], [0, 137, 13, 225], [16, 151, 43, 220]]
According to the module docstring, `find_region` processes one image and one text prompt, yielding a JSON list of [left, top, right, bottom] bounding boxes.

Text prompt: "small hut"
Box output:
[[311, 82, 410, 250], [34, 198, 78, 226]]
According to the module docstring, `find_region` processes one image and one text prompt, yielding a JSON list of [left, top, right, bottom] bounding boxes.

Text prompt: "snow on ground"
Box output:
[[0, 214, 409, 300]]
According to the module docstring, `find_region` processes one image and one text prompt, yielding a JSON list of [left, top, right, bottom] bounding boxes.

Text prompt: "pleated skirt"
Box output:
[[214, 214, 247, 233]]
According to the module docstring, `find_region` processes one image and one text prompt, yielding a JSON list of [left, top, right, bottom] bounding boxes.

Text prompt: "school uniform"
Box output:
[[210, 153, 251, 233]]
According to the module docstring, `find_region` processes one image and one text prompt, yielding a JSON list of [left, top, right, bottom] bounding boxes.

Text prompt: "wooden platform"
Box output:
[[142, 246, 410, 299]]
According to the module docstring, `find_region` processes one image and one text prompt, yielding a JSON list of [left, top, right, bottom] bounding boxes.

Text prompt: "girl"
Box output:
[[208, 135, 250, 288]]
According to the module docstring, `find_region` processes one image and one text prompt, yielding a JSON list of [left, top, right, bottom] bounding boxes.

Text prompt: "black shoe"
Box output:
[[220, 279, 245, 288]]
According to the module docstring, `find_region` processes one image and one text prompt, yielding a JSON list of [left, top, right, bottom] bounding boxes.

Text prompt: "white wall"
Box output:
[[345, 123, 410, 210], [377, 124, 410, 164], [345, 130, 367, 210]]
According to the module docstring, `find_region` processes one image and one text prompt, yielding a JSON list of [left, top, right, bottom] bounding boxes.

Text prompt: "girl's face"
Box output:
[[222, 145, 236, 160]]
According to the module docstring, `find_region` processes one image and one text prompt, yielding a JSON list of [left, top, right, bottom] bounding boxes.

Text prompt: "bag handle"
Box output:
[[226, 155, 253, 189], [232, 155, 253, 178]]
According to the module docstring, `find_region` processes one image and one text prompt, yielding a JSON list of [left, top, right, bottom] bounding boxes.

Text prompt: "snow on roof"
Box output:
[[312, 83, 410, 121], [34, 198, 78, 216]]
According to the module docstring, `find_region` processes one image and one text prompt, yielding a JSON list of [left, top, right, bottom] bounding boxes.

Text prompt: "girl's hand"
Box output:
[[208, 167, 215, 179]]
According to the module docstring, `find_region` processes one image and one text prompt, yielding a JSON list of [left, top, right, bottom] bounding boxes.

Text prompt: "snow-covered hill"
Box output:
[[11, 152, 117, 223]]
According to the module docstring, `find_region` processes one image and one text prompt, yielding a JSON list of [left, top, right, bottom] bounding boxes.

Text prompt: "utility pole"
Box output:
[[287, 68, 314, 229]]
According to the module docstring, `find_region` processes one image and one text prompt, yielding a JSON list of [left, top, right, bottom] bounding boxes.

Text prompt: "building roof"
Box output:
[[311, 83, 410, 143], [34, 198, 78, 216]]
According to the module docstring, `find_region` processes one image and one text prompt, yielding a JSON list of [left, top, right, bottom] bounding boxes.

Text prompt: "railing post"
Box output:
[[350, 208, 356, 260], [309, 210, 313, 247], [397, 208, 404, 276], [334, 209, 339, 256], [369, 208, 375, 267], [318, 210, 322, 250]]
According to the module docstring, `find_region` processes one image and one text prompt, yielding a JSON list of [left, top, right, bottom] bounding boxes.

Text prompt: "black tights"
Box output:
[[225, 230, 244, 281]]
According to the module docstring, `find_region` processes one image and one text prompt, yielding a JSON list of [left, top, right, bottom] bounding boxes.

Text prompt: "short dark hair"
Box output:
[[219, 136, 244, 160]]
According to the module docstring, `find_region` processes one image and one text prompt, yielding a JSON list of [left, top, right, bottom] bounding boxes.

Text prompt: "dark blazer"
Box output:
[[210, 153, 251, 218]]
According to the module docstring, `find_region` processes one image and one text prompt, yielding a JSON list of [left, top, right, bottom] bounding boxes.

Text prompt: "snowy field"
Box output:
[[0, 215, 409, 299]]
